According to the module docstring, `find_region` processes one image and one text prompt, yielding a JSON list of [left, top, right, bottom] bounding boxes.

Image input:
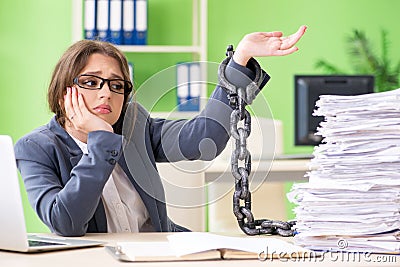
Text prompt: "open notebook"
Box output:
[[106, 232, 315, 262], [0, 135, 103, 252]]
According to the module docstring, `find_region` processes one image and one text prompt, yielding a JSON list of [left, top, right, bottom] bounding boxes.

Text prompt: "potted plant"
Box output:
[[315, 29, 400, 92]]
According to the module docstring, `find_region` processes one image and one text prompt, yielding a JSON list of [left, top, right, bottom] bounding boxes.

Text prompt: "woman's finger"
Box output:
[[77, 90, 91, 118], [71, 86, 83, 119], [64, 87, 75, 121], [281, 25, 307, 49], [274, 46, 299, 56], [260, 31, 283, 38]]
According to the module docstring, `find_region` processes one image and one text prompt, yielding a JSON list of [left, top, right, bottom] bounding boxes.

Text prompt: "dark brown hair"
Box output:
[[47, 40, 133, 134]]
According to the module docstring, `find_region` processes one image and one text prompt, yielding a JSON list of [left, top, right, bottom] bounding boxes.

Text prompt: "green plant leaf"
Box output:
[[314, 60, 345, 74], [314, 29, 400, 92]]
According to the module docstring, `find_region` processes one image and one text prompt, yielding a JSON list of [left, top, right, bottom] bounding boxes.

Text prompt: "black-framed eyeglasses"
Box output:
[[73, 74, 133, 95]]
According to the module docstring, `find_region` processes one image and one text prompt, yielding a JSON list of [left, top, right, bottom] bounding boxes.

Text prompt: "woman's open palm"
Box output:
[[233, 25, 307, 65]]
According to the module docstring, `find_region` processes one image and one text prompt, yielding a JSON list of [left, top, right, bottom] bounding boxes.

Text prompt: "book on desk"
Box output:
[[106, 232, 314, 262]]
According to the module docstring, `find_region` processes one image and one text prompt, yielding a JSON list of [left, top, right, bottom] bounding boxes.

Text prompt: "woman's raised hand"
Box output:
[[233, 25, 307, 66]]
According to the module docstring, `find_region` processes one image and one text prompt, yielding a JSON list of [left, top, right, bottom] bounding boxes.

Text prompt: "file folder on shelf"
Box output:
[[176, 63, 201, 112], [134, 0, 148, 45], [96, 0, 110, 41], [122, 0, 135, 44], [84, 0, 147, 45], [128, 62, 134, 83], [84, 0, 97, 40], [109, 0, 123, 44], [128, 62, 134, 101]]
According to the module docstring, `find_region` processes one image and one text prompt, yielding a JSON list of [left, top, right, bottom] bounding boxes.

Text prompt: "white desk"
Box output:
[[158, 159, 310, 232], [205, 158, 310, 182], [205, 159, 310, 232], [0, 233, 398, 267]]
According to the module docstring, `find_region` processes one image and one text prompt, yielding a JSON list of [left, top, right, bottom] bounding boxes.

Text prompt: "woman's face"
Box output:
[[75, 53, 125, 126]]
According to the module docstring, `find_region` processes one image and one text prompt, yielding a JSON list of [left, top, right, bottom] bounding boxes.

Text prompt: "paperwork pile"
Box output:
[[288, 89, 400, 253]]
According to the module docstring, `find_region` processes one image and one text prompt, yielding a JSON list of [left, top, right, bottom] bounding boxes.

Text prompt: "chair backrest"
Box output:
[[216, 117, 283, 161]]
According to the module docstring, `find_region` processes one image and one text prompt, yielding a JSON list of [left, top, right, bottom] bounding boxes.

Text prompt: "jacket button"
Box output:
[[110, 150, 118, 157], [108, 158, 117, 165]]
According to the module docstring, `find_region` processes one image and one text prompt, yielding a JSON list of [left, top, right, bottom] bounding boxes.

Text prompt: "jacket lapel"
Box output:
[[119, 106, 167, 232], [118, 152, 162, 231]]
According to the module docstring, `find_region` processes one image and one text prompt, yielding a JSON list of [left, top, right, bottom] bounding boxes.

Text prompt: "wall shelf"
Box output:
[[72, 0, 207, 61], [72, 0, 208, 113], [116, 45, 202, 54]]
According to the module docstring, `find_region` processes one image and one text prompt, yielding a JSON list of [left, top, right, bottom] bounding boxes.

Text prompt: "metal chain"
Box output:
[[218, 45, 296, 237]]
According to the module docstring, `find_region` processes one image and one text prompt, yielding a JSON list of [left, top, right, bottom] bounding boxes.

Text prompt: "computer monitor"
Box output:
[[294, 75, 374, 146]]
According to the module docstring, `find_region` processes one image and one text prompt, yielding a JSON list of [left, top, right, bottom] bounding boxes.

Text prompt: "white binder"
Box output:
[[134, 0, 147, 45], [109, 0, 123, 44], [96, 0, 110, 41], [84, 0, 97, 39], [122, 0, 135, 44]]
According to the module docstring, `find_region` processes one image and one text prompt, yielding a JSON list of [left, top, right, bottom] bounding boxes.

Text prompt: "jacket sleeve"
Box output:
[[150, 57, 270, 162], [15, 130, 122, 236]]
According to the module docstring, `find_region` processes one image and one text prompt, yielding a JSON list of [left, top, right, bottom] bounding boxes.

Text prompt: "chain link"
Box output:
[[218, 45, 296, 237]]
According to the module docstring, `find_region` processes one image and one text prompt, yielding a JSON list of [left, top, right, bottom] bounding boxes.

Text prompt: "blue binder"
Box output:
[[96, 0, 110, 41], [134, 0, 148, 45], [176, 63, 201, 112], [188, 63, 201, 111], [84, 0, 97, 40], [109, 0, 123, 44], [122, 0, 135, 45]]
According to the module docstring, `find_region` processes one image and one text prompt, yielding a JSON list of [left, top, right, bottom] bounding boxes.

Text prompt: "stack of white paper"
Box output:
[[288, 88, 400, 253]]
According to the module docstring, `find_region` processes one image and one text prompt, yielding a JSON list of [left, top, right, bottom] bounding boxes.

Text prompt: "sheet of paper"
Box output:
[[117, 241, 177, 259], [167, 232, 309, 257]]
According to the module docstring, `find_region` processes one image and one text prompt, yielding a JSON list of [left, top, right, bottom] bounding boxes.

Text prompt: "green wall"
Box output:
[[1, 0, 400, 232], [0, 0, 72, 232], [209, 0, 400, 155]]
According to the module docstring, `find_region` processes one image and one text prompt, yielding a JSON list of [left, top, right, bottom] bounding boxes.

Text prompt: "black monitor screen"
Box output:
[[294, 75, 374, 146]]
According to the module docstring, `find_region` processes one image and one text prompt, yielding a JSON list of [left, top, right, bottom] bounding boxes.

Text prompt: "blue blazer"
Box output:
[[14, 59, 270, 237]]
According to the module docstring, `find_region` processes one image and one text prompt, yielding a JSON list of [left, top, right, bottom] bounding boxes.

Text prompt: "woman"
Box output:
[[15, 26, 306, 237]]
